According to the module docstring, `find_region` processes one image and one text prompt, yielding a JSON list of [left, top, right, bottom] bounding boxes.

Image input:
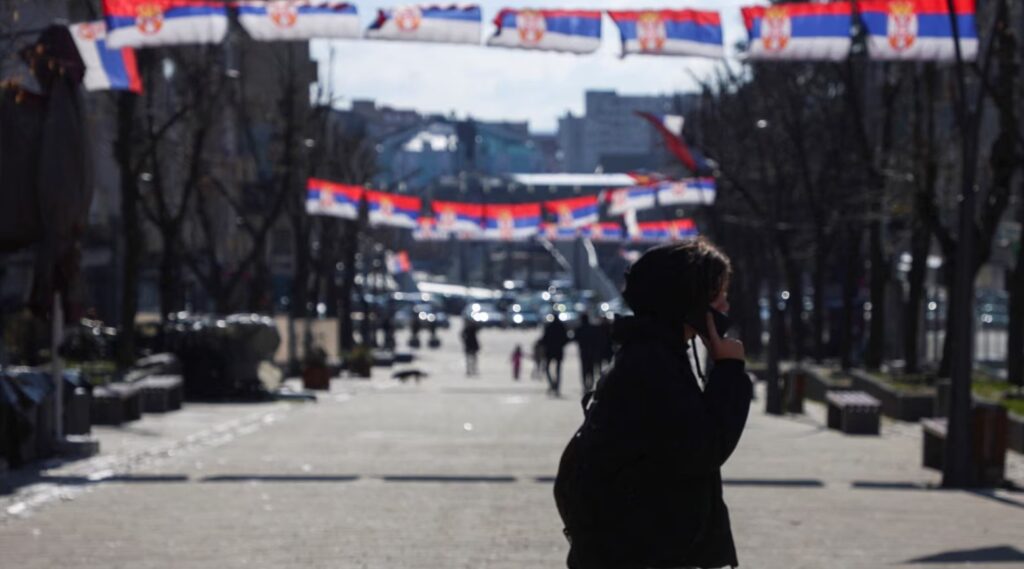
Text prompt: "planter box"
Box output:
[[920, 402, 1008, 486], [848, 370, 934, 422], [0, 457, 8, 495], [137, 376, 184, 412], [65, 387, 92, 435], [797, 366, 852, 403], [1009, 413, 1024, 455], [91, 384, 143, 425]]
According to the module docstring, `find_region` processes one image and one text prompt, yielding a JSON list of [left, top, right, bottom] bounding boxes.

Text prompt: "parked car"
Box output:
[[507, 298, 542, 328], [464, 302, 507, 328], [413, 303, 450, 329]]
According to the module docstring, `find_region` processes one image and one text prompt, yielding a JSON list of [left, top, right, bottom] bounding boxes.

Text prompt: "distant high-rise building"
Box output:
[[558, 90, 697, 173]]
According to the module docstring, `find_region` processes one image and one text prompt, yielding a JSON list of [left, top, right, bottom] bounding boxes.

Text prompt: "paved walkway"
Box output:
[[2, 326, 1023, 568]]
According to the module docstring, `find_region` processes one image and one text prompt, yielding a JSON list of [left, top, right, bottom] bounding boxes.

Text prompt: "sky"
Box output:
[[311, 0, 753, 133]]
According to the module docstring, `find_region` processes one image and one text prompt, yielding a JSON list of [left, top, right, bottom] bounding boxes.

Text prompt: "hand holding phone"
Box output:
[[701, 311, 745, 362]]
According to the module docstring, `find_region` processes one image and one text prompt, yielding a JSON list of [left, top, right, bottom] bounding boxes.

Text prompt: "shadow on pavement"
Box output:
[[850, 481, 1024, 511], [202, 475, 361, 483], [381, 475, 517, 483], [904, 545, 1024, 563], [723, 478, 824, 488]]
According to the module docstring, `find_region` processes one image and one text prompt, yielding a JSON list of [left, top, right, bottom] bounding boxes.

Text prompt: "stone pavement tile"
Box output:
[[1, 326, 1023, 569]]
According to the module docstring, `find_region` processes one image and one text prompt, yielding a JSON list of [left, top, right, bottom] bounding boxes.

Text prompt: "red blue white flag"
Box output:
[[634, 111, 711, 175], [481, 203, 541, 241], [366, 5, 482, 45], [742, 3, 853, 61], [487, 9, 601, 54], [631, 219, 698, 242], [860, 0, 977, 62], [606, 186, 657, 216], [581, 222, 625, 243], [306, 178, 362, 219], [103, 0, 229, 48], [540, 222, 578, 241], [68, 22, 142, 93], [365, 190, 421, 229], [432, 200, 483, 235], [413, 217, 447, 241], [608, 9, 723, 59], [544, 195, 599, 229], [656, 177, 716, 206], [386, 251, 413, 274], [236, 1, 361, 41]]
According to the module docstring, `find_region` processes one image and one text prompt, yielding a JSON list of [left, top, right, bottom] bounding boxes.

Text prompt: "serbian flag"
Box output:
[[544, 195, 599, 229], [386, 251, 413, 274], [481, 203, 541, 241], [606, 186, 657, 216], [608, 10, 724, 59], [860, 0, 977, 62], [632, 219, 698, 242], [635, 112, 708, 175], [103, 0, 229, 48], [413, 217, 447, 241], [366, 5, 482, 45], [742, 3, 853, 61], [582, 222, 625, 243], [236, 1, 361, 41], [656, 177, 716, 206], [68, 22, 142, 93], [365, 190, 421, 229], [487, 9, 601, 54], [306, 178, 361, 219], [432, 200, 483, 235], [540, 222, 578, 241]]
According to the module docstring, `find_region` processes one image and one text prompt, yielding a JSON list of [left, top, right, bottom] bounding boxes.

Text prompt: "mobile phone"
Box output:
[[687, 306, 731, 338]]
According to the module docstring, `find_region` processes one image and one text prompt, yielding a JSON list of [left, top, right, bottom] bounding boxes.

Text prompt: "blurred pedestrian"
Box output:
[[541, 317, 569, 396], [510, 344, 523, 381], [409, 316, 422, 348], [574, 314, 599, 393], [531, 339, 546, 380], [595, 315, 614, 373], [555, 238, 751, 569], [461, 320, 480, 376]]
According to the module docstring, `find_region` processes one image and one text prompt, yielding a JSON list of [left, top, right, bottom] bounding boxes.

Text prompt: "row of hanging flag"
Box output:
[[90, 0, 976, 76], [98, 1, 725, 57], [305, 177, 708, 242]]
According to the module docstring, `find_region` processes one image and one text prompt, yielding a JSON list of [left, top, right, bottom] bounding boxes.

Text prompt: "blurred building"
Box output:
[[557, 90, 698, 173]]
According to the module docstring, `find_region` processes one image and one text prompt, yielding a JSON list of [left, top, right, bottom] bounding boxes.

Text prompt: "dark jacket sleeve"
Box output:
[[700, 359, 753, 467]]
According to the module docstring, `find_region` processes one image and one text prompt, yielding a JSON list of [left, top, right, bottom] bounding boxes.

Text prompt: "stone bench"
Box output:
[[826, 391, 881, 435], [136, 375, 184, 413], [91, 383, 143, 425]]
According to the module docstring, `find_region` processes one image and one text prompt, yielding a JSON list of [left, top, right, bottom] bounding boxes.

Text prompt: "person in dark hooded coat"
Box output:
[[556, 238, 752, 569]]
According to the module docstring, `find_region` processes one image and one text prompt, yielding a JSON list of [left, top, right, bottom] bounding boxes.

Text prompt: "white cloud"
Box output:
[[312, 0, 755, 132]]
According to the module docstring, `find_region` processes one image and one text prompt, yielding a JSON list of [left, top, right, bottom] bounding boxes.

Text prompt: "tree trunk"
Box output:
[[812, 235, 828, 362], [783, 254, 805, 361], [158, 233, 184, 323], [288, 218, 309, 372], [1008, 229, 1024, 391], [338, 220, 359, 354], [840, 228, 862, 370], [115, 92, 141, 369], [904, 221, 930, 374], [865, 219, 888, 370]]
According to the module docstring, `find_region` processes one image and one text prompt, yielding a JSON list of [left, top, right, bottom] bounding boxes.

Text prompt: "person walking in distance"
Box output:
[[555, 239, 752, 569], [511, 344, 523, 381], [461, 320, 481, 376], [542, 316, 570, 396], [531, 339, 546, 380], [575, 313, 599, 393]]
